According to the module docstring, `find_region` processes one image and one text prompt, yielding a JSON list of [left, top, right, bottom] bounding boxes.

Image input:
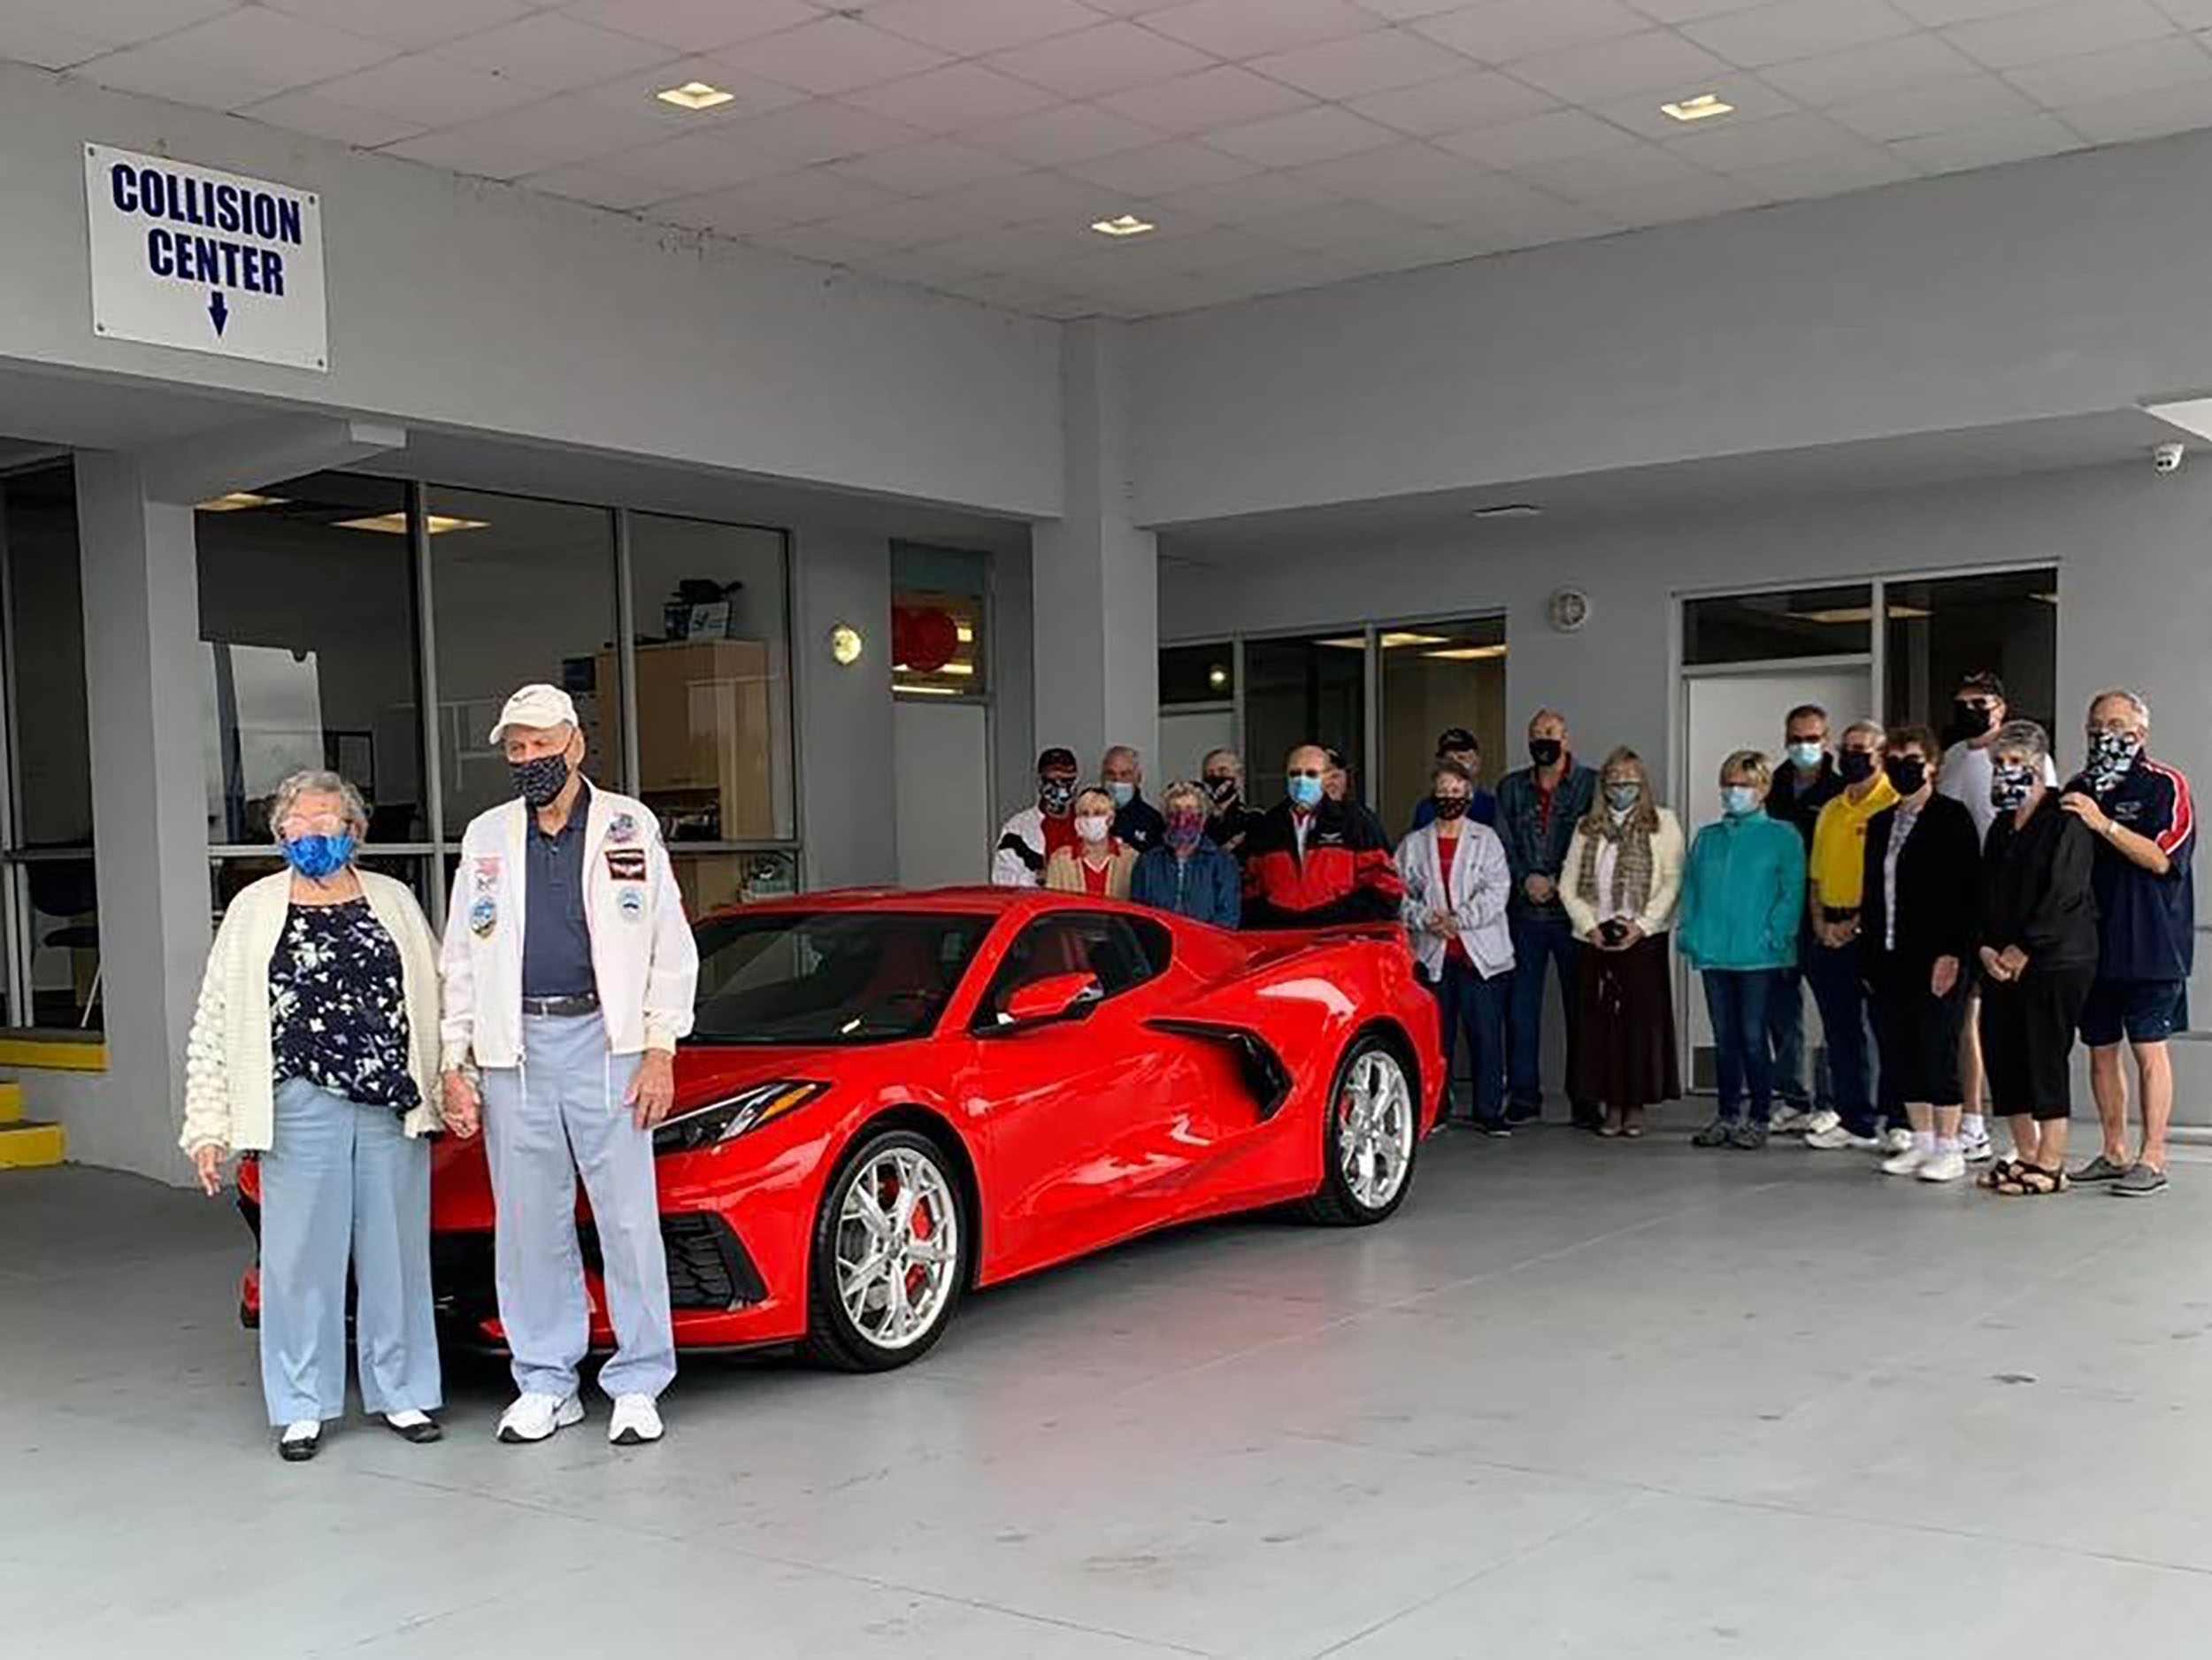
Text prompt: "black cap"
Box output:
[[1435, 726, 1479, 754], [1324, 747, 1348, 769], [1036, 746, 1079, 773]]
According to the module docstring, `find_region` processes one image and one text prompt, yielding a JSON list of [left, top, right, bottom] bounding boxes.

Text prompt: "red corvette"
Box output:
[[239, 888, 1442, 1371]]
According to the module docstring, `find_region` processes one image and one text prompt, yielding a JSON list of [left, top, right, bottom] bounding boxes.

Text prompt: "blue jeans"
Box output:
[[1703, 970, 1780, 1124], [1429, 957, 1510, 1126], [1803, 936, 1889, 1137], [1508, 911, 1585, 1114]]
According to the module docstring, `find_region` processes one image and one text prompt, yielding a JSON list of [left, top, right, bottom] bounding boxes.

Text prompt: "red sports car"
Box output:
[[239, 888, 1442, 1371]]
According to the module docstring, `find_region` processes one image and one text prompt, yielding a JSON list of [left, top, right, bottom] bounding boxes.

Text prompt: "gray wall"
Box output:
[[792, 526, 895, 891], [1132, 127, 2212, 526], [0, 64, 1061, 519]]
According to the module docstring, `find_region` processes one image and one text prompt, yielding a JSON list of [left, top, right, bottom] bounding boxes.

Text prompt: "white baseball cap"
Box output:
[[488, 683, 580, 744]]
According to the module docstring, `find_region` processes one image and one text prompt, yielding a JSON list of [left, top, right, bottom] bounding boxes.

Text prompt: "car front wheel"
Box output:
[[803, 1127, 971, 1372]]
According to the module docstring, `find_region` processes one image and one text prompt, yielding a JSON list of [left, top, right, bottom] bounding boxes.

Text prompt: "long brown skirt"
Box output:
[[1571, 932, 1680, 1111]]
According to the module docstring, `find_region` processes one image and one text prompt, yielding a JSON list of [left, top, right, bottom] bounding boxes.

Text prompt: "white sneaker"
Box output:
[[496, 1392, 584, 1444], [608, 1394, 664, 1446], [1769, 1104, 1810, 1134], [1806, 1124, 1882, 1151], [1882, 1128, 1916, 1155], [1917, 1149, 1968, 1183], [1801, 1109, 1842, 1138], [1881, 1144, 1930, 1177], [1961, 1130, 1994, 1164]]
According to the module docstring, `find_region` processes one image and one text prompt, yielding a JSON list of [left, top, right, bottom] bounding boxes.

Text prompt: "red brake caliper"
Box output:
[[905, 1197, 935, 1301]]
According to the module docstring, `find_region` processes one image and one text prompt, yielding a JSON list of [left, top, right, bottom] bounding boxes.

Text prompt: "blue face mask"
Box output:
[[1786, 742, 1824, 771], [283, 833, 356, 880], [1288, 775, 1325, 809], [1721, 786, 1759, 819], [1107, 780, 1136, 809]]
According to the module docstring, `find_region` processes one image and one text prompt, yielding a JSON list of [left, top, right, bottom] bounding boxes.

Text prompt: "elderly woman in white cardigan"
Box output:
[[1396, 759, 1517, 1134], [182, 770, 446, 1461]]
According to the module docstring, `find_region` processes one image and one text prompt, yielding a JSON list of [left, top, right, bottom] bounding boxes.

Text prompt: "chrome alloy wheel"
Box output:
[[834, 1145, 961, 1351], [1336, 1049, 1415, 1211]]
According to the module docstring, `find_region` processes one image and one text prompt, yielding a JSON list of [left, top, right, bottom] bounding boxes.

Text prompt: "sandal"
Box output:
[[1993, 1164, 2070, 1197], [1977, 1158, 2024, 1192]]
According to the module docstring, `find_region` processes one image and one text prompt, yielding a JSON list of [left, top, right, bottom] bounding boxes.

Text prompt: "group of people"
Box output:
[[1001, 672, 2192, 1203], [182, 684, 701, 1460]]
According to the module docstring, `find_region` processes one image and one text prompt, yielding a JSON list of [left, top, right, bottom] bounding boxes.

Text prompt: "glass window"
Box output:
[[1160, 642, 1235, 707], [627, 512, 793, 843], [978, 911, 1166, 1023], [670, 848, 799, 919], [1884, 568, 2058, 735], [690, 908, 994, 1045], [1379, 617, 1506, 834], [891, 542, 987, 698], [426, 487, 622, 827], [196, 473, 426, 846], [1244, 632, 1366, 807], [1682, 584, 1874, 666]]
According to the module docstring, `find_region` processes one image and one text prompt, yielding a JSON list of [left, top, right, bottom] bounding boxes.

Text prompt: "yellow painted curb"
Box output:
[[0, 1037, 106, 1072], [0, 1121, 65, 1168], [0, 1080, 20, 1124]]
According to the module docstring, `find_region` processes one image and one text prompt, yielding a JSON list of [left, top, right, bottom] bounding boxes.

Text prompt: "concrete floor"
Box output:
[[5, 1124, 2210, 1659]]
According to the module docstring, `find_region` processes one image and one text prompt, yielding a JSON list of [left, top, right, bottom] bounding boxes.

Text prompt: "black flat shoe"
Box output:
[[384, 1413, 443, 1444], [277, 1429, 321, 1463]]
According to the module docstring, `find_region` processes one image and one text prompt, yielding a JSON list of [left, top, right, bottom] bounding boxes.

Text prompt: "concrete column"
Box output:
[[1032, 320, 1159, 779], [70, 451, 210, 1181], [792, 526, 896, 889]]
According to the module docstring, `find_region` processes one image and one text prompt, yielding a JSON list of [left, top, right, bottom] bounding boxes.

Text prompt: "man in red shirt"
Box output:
[[1241, 743, 1404, 928]]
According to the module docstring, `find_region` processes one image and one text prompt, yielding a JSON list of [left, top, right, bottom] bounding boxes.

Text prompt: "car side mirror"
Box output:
[[998, 972, 1102, 1030]]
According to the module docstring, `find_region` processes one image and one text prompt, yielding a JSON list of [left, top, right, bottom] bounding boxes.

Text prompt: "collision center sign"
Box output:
[[85, 143, 328, 372]]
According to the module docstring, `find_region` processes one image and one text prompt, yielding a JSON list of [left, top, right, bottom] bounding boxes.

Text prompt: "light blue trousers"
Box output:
[[258, 1077, 441, 1426], [480, 1013, 675, 1402]]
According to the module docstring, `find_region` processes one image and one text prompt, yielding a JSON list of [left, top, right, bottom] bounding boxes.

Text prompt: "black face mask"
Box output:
[[1432, 795, 1470, 821], [1941, 701, 1995, 746], [1838, 750, 1877, 785], [1204, 775, 1240, 809], [1885, 757, 1927, 795], [511, 751, 572, 809], [1528, 738, 1563, 768]]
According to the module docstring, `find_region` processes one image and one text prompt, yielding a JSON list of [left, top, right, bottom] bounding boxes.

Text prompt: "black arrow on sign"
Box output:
[[208, 290, 230, 337]]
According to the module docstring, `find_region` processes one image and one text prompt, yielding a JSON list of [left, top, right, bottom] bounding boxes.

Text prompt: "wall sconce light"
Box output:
[[827, 623, 866, 666]]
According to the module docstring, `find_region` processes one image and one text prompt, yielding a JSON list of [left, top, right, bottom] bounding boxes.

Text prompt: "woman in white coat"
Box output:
[[182, 771, 446, 1461], [1397, 760, 1516, 1134]]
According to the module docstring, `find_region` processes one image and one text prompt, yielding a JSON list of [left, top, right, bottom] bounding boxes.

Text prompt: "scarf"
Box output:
[[1576, 809, 1654, 919]]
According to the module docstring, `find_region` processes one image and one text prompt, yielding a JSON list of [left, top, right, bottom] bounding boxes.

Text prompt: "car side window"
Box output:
[[979, 912, 1171, 1025]]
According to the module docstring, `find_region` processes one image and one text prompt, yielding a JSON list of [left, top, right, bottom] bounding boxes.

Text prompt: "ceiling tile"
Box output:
[[814, 191, 1013, 246], [1202, 104, 1402, 165], [1065, 140, 1263, 195], [826, 136, 1026, 193], [1097, 65, 1317, 132], [1826, 72, 2038, 138], [313, 54, 552, 127], [382, 123, 571, 181], [1463, 192, 1619, 248], [1570, 170, 1768, 221], [1584, 74, 1799, 138], [1078, 0, 1205, 13], [20, 0, 234, 49], [2003, 35, 2212, 105], [1206, 244, 1364, 296], [0, 12, 119, 68], [1756, 30, 1980, 104], [1412, 0, 1651, 63], [732, 16, 952, 95], [1248, 197, 1445, 250], [721, 98, 926, 164], [660, 166, 906, 233], [1890, 0, 2072, 22], [558, 0, 824, 53], [241, 88, 429, 149], [928, 168, 1130, 224], [963, 104, 1169, 166], [436, 12, 677, 92], [1250, 30, 1484, 100], [590, 129, 797, 196], [2055, 73, 2212, 141], [1508, 30, 1736, 103], [75, 43, 287, 110], [571, 57, 810, 129], [866, 0, 1102, 55], [842, 63, 1062, 130], [743, 222, 884, 266], [2151, 0, 2212, 24], [1346, 68, 1560, 134], [268, 0, 535, 52], [916, 220, 1102, 273], [1157, 170, 1348, 223], [1624, 0, 1774, 19], [138, 5, 400, 87], [1942, 0, 2176, 71], [1142, 0, 1381, 58], [1348, 0, 1485, 17], [1514, 137, 1720, 195], [1664, 107, 1862, 167], [1680, 0, 1918, 68], [380, 96, 672, 178], [1726, 140, 1919, 195], [1886, 109, 2084, 167], [515, 159, 683, 209], [983, 22, 1217, 99], [1433, 106, 1640, 165]]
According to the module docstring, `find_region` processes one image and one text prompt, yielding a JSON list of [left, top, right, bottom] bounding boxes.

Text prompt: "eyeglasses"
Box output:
[[1286, 768, 1325, 780], [278, 814, 350, 838]]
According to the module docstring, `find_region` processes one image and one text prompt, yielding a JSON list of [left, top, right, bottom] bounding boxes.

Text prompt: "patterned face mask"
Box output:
[[1165, 813, 1206, 852], [2084, 729, 2142, 792], [282, 833, 356, 880], [511, 751, 571, 809], [1039, 777, 1077, 814], [1990, 763, 2033, 813]]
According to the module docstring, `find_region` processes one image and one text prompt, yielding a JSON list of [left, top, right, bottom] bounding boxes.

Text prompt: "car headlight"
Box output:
[[652, 1080, 828, 1156]]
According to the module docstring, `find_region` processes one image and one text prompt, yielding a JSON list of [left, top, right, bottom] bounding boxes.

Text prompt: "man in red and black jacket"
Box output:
[[1241, 743, 1405, 928]]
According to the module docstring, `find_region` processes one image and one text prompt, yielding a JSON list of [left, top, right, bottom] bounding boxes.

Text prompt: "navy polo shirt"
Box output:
[[2070, 759, 2195, 983], [522, 781, 595, 998]]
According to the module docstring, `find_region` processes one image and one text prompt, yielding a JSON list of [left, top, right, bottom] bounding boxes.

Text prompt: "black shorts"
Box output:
[[1869, 959, 1965, 1109], [2080, 978, 2189, 1048], [1978, 964, 2097, 1120]]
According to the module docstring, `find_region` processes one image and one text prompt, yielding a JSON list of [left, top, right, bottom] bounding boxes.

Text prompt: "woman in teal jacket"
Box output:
[[1678, 749, 1808, 1149]]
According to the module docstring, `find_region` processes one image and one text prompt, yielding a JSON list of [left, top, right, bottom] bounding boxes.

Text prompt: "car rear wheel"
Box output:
[[1298, 1035, 1419, 1226], [802, 1127, 971, 1372]]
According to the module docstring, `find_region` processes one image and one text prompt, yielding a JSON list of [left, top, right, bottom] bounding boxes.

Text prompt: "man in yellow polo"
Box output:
[[1803, 719, 1898, 1152]]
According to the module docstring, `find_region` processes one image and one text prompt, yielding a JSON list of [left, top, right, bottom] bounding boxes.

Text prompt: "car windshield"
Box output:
[[689, 910, 995, 1045]]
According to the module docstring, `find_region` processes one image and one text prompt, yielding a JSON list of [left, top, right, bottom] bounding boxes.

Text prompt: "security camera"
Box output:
[[2153, 441, 2185, 473]]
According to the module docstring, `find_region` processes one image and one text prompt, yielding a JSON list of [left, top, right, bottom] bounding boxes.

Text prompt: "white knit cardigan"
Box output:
[[181, 870, 446, 1154]]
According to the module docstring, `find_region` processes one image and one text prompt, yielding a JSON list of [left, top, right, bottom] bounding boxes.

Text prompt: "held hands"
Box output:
[[626, 1049, 676, 1132], [1978, 945, 2029, 984], [1609, 922, 1645, 952], [1427, 911, 1459, 938], [1525, 874, 1555, 905], [441, 1071, 481, 1141], [190, 1143, 226, 1197], [1931, 955, 1961, 999], [2059, 793, 2110, 837]]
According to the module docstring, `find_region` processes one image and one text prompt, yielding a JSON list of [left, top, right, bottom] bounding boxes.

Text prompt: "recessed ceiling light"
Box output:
[[1661, 93, 1734, 123], [1470, 503, 1543, 519], [1425, 645, 1509, 661], [895, 681, 961, 696], [196, 491, 287, 511], [1091, 213, 1156, 238], [334, 511, 489, 536], [1797, 603, 1932, 625], [656, 81, 735, 111]]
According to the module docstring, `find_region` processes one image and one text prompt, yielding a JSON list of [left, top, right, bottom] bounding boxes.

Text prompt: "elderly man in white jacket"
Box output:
[[440, 684, 699, 1448]]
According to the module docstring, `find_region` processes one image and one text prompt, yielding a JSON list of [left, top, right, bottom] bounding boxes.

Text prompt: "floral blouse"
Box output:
[[268, 900, 420, 1112]]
